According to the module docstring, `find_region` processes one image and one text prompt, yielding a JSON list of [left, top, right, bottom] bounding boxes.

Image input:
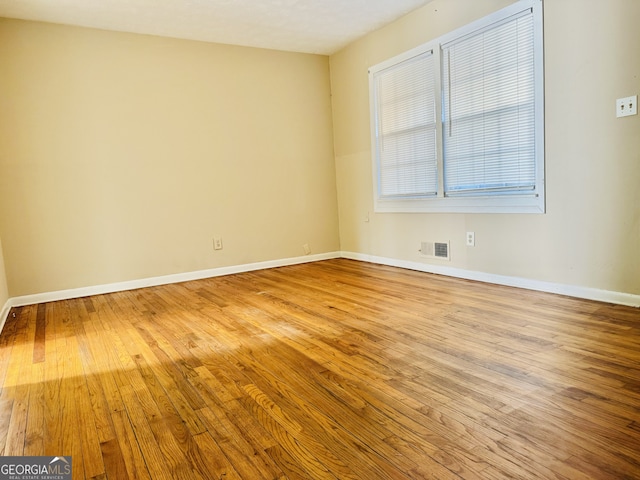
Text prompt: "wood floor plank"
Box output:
[[197, 405, 285, 479], [99, 438, 129, 480], [0, 259, 638, 479], [119, 384, 175, 480], [24, 362, 45, 456], [2, 305, 38, 456], [191, 431, 243, 480], [108, 408, 152, 480]]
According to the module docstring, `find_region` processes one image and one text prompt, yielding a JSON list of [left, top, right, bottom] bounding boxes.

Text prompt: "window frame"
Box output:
[[368, 0, 544, 214]]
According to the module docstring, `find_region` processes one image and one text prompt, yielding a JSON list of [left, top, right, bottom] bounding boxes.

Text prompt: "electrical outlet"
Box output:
[[616, 95, 637, 118], [213, 236, 223, 250], [303, 243, 311, 255], [466, 231, 475, 247]]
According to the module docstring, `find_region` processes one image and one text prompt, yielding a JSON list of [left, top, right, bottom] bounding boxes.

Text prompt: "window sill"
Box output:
[[374, 194, 545, 214]]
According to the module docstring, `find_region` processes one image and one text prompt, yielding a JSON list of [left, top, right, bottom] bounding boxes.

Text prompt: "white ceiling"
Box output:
[[0, 0, 434, 55]]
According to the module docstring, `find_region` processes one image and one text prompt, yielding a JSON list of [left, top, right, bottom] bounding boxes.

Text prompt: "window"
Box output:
[[369, 0, 544, 213]]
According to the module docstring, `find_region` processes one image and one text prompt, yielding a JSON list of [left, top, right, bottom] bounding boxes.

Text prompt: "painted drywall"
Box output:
[[0, 237, 8, 311], [0, 19, 339, 297], [330, 0, 640, 295]]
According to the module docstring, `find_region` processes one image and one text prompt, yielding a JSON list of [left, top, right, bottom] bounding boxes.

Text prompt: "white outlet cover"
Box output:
[[616, 95, 637, 118], [466, 232, 475, 247]]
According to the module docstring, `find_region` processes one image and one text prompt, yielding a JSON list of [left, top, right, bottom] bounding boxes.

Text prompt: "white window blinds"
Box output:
[[442, 10, 536, 196], [368, 0, 543, 213], [372, 51, 437, 198]]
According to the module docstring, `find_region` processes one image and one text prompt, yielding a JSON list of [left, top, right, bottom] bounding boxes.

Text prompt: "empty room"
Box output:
[[0, 0, 639, 478]]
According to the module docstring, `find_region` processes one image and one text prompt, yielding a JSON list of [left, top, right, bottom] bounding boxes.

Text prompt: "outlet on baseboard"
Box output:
[[303, 243, 311, 255]]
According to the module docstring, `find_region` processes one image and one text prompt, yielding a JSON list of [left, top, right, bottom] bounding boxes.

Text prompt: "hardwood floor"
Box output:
[[0, 259, 639, 479]]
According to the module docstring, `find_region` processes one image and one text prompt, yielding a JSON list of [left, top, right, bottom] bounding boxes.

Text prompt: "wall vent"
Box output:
[[419, 241, 450, 260]]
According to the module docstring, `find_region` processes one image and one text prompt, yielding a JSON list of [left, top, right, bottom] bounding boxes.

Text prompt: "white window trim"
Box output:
[[369, 0, 544, 214]]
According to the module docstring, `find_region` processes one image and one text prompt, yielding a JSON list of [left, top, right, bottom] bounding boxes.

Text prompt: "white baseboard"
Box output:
[[341, 251, 640, 308], [8, 251, 341, 308], [3, 249, 638, 325], [0, 299, 11, 333]]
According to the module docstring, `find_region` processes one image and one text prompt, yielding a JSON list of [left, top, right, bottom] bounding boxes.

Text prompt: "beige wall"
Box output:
[[1, 0, 639, 300], [0, 19, 340, 297], [330, 0, 640, 296], [0, 237, 8, 310]]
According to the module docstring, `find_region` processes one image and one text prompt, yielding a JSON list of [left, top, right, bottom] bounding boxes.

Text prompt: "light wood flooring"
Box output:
[[0, 259, 639, 479]]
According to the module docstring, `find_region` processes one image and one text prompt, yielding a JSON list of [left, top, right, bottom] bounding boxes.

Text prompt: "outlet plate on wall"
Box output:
[[466, 232, 475, 247], [616, 95, 637, 118]]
